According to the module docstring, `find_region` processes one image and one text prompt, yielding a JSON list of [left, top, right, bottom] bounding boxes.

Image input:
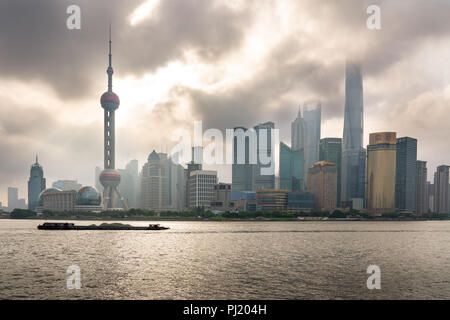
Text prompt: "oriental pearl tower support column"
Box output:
[[99, 28, 129, 210]]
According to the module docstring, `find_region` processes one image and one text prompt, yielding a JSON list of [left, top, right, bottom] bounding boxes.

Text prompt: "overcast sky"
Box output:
[[0, 0, 449, 204]]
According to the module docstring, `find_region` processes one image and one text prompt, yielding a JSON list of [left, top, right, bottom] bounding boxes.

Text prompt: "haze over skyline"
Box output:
[[1, 0, 450, 204]]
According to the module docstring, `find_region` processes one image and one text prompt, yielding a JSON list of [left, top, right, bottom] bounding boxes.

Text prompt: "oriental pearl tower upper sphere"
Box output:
[[99, 27, 121, 209]]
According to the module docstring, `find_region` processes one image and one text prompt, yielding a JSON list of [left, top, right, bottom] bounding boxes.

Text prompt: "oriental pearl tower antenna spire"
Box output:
[[99, 26, 129, 210]]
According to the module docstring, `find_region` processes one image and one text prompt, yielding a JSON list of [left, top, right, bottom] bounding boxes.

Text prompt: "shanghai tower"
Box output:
[[99, 27, 128, 210], [341, 62, 366, 209]]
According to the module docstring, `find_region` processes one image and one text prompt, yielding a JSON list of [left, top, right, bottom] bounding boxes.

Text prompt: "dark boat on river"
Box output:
[[37, 222, 169, 231]]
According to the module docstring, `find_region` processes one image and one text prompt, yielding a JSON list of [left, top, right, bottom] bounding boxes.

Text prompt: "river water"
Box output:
[[0, 219, 449, 299]]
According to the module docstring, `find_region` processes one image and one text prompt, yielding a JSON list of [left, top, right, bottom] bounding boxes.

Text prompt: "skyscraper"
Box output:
[[168, 158, 186, 211], [211, 183, 233, 211], [254, 121, 275, 190], [186, 146, 203, 208], [291, 108, 306, 150], [115, 160, 139, 208], [141, 151, 169, 210], [428, 182, 434, 212], [189, 170, 217, 208], [232, 122, 275, 192], [279, 142, 303, 191], [291, 108, 306, 186], [319, 138, 342, 206], [98, 27, 127, 210], [8, 187, 18, 210], [303, 102, 321, 184], [232, 127, 255, 192], [126, 160, 139, 207], [395, 137, 417, 212], [366, 132, 397, 215], [307, 161, 338, 211], [416, 161, 428, 214], [341, 62, 366, 208], [27, 156, 46, 211], [433, 165, 449, 214]]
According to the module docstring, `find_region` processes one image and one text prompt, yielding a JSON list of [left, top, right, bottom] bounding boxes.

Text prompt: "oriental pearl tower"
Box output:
[[99, 27, 128, 210]]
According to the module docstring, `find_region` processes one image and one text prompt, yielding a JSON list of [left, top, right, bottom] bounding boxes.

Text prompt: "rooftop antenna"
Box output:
[[107, 23, 113, 92]]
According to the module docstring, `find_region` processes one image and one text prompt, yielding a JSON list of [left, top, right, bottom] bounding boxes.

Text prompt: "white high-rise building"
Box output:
[[189, 170, 217, 208]]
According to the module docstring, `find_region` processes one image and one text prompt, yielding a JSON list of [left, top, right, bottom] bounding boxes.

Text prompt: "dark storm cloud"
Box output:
[[0, 0, 141, 98], [119, 0, 253, 75], [0, 0, 252, 99], [185, 46, 344, 131]]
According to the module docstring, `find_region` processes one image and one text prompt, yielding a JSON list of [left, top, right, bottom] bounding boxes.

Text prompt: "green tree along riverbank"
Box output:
[[4, 208, 450, 221]]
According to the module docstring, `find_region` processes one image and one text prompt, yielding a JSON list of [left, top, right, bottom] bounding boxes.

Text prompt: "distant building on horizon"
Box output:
[[232, 127, 255, 192], [167, 156, 186, 211], [433, 165, 449, 214], [279, 142, 303, 192], [186, 146, 203, 209], [366, 132, 397, 215], [117, 159, 139, 209], [428, 182, 434, 213], [211, 183, 233, 211], [255, 189, 288, 211], [253, 121, 276, 190], [140, 151, 169, 211], [291, 107, 306, 181], [416, 160, 428, 215], [291, 108, 306, 151], [7, 187, 27, 211], [307, 161, 338, 211], [27, 156, 46, 211], [232, 122, 275, 193], [319, 138, 342, 206], [341, 62, 366, 210], [286, 192, 315, 211], [395, 137, 417, 212], [8, 187, 18, 210], [231, 191, 256, 212], [303, 102, 322, 187]]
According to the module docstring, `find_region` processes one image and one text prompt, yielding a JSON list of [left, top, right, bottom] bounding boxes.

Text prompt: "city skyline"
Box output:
[[1, 1, 450, 204]]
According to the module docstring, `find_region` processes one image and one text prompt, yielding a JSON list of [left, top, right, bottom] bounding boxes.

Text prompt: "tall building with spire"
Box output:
[[98, 27, 127, 210], [341, 62, 366, 209], [291, 102, 321, 189], [291, 107, 306, 152], [28, 155, 46, 210]]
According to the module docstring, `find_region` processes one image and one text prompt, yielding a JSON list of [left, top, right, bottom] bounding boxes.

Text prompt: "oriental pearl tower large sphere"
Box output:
[[99, 28, 122, 210]]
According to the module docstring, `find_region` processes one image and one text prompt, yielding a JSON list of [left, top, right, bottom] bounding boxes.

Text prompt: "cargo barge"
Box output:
[[37, 222, 169, 231]]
